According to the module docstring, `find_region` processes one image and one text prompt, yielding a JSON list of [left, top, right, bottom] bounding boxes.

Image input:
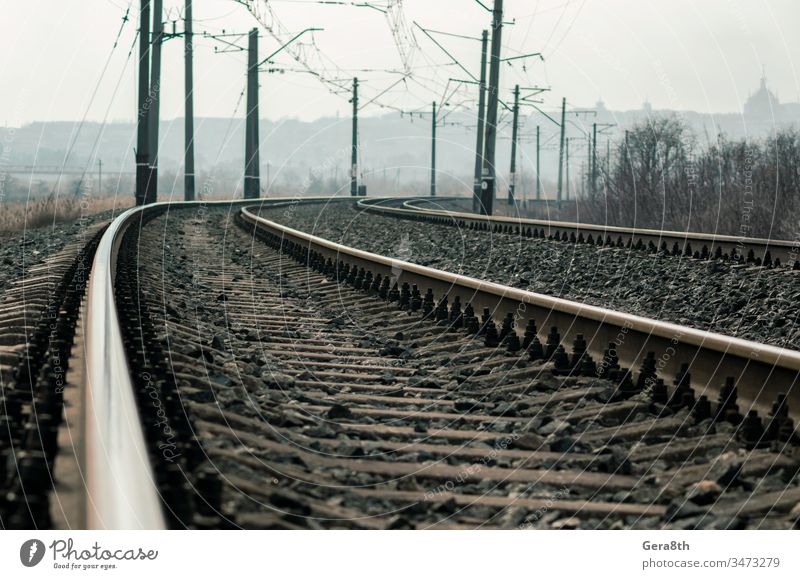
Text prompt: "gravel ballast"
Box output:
[[119, 206, 799, 529], [0, 210, 119, 294], [260, 201, 800, 350]]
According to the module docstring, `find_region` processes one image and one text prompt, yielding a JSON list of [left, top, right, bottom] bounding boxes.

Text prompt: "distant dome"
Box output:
[[744, 76, 779, 118]]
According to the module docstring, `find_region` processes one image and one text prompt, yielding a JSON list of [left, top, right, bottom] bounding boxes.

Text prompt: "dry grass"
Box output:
[[0, 195, 133, 233]]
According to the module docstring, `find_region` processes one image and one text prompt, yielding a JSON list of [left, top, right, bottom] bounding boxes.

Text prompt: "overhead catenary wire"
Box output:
[[73, 28, 141, 196], [125, 0, 570, 198], [51, 2, 134, 196], [235, 0, 419, 113]]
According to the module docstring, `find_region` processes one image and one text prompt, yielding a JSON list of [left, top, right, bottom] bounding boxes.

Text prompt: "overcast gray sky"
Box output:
[[1, 0, 799, 126]]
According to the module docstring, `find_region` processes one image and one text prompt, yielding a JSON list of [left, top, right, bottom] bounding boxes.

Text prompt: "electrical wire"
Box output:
[[73, 27, 140, 195], [51, 1, 133, 195]]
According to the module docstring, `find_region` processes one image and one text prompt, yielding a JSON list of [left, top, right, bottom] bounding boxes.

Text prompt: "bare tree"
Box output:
[[580, 116, 800, 238]]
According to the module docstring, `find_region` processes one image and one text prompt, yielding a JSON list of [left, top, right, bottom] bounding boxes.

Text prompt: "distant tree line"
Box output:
[[577, 115, 800, 239]]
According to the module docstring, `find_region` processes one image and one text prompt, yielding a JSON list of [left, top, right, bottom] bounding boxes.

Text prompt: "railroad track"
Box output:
[[362, 197, 800, 268], [0, 221, 108, 527], [1, 197, 799, 529]]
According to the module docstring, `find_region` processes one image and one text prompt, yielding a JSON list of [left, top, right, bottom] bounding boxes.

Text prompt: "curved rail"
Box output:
[[81, 194, 799, 527], [358, 197, 800, 265], [84, 204, 166, 530], [240, 203, 800, 427], [83, 195, 351, 529]]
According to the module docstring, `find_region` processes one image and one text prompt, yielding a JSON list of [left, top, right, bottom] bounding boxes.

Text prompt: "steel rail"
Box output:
[[358, 197, 799, 265], [84, 204, 166, 530], [79, 193, 797, 527], [240, 203, 800, 427], [83, 196, 348, 529]]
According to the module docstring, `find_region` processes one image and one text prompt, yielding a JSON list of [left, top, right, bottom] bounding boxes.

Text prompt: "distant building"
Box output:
[[743, 75, 780, 119], [739, 74, 800, 123], [595, 99, 607, 115], [589, 77, 800, 142]]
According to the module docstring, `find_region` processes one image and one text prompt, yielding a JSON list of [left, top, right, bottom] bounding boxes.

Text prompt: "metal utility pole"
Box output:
[[97, 159, 102, 195], [508, 84, 519, 205], [145, 0, 163, 204], [536, 125, 541, 200], [135, 0, 151, 206], [244, 28, 260, 199], [205, 27, 320, 200], [350, 77, 359, 197], [184, 0, 195, 201], [472, 29, 488, 212], [565, 137, 570, 200], [591, 123, 597, 195], [556, 97, 566, 203], [479, 0, 503, 216], [581, 162, 585, 196], [430, 101, 436, 197], [586, 131, 591, 195]]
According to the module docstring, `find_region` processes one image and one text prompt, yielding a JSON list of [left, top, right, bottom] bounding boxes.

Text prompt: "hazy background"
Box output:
[[1, 0, 799, 199], [3, 0, 800, 122]]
